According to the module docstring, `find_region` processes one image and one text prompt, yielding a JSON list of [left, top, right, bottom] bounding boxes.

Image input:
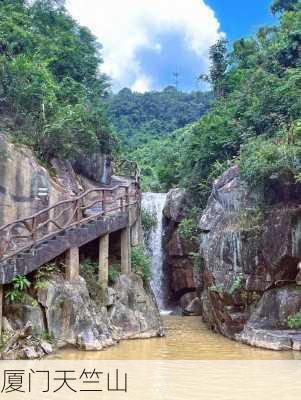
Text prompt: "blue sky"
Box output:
[[206, 0, 275, 41], [67, 0, 277, 93]]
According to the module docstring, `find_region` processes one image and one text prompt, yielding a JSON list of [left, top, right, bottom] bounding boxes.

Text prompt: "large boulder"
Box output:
[[109, 273, 163, 339], [163, 188, 187, 222], [199, 166, 301, 347], [37, 274, 113, 350], [237, 286, 301, 350]]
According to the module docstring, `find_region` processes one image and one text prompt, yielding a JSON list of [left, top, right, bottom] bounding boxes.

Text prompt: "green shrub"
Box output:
[[141, 209, 157, 234], [131, 246, 152, 283], [34, 263, 59, 290], [80, 259, 104, 304], [108, 263, 120, 284], [178, 209, 201, 243], [288, 311, 301, 329], [81, 258, 98, 273], [42, 330, 55, 344], [208, 283, 224, 294], [229, 274, 244, 295], [6, 275, 31, 303], [238, 138, 301, 186]]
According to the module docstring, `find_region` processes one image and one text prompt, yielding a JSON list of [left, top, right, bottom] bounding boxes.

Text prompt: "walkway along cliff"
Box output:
[[0, 134, 162, 359]]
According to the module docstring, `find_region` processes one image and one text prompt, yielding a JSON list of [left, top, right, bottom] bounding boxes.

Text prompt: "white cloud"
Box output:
[[66, 0, 222, 91]]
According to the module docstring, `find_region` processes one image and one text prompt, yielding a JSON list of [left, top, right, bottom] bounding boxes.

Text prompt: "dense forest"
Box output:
[[108, 87, 211, 147], [0, 0, 116, 162], [107, 87, 212, 190]]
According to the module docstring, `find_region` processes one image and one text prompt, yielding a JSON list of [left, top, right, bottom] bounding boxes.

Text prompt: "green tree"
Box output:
[[0, 0, 115, 162], [200, 38, 228, 98], [271, 0, 299, 14]]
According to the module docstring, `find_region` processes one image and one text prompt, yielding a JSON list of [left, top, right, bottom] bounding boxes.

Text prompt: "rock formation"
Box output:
[[163, 188, 202, 314], [0, 134, 79, 229], [199, 165, 301, 350], [2, 272, 163, 359]]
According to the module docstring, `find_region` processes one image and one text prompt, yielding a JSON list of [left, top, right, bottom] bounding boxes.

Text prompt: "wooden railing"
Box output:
[[0, 181, 139, 263]]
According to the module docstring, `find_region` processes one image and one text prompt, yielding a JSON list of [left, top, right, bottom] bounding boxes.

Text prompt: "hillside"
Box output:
[[108, 87, 211, 148], [108, 87, 212, 190]]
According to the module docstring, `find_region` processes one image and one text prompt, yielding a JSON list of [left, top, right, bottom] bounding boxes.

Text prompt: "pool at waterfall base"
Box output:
[[52, 316, 301, 360]]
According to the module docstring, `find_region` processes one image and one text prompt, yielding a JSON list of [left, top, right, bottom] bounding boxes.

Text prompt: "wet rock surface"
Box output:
[[163, 189, 201, 313], [199, 166, 301, 349]]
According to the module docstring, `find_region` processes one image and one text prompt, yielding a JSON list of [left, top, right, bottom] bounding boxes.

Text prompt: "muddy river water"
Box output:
[[52, 316, 301, 360]]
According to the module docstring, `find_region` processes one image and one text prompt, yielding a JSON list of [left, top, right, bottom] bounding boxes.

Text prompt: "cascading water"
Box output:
[[100, 157, 110, 185], [142, 192, 171, 314]]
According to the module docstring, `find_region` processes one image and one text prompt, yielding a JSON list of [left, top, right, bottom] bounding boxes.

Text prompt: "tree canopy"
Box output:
[[0, 0, 116, 161], [107, 86, 211, 148]]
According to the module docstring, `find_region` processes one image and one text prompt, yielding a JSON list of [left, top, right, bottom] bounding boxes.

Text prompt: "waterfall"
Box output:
[[142, 192, 171, 314], [100, 157, 110, 185]]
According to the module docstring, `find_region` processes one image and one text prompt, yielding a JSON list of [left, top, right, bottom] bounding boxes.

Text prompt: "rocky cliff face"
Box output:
[[0, 134, 112, 229], [0, 134, 79, 228], [2, 272, 163, 359], [163, 189, 202, 315], [199, 165, 301, 350]]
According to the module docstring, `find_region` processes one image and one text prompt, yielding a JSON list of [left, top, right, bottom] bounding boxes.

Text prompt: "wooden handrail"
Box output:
[[0, 184, 130, 232], [0, 176, 140, 262]]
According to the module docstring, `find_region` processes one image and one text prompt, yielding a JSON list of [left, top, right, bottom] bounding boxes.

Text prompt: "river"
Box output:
[[52, 315, 300, 360]]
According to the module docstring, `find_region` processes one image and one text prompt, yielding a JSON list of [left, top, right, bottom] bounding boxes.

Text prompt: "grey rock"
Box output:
[[23, 346, 39, 359], [106, 287, 117, 307], [40, 341, 53, 354], [2, 317, 13, 333], [184, 297, 202, 316], [199, 164, 301, 345], [4, 300, 45, 336], [163, 188, 186, 222], [37, 274, 113, 350], [109, 273, 163, 339]]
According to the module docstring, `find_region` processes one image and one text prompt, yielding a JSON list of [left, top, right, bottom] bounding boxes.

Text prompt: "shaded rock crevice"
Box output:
[[163, 188, 202, 315]]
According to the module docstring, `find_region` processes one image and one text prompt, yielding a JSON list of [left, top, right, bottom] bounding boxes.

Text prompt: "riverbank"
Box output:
[[51, 316, 301, 360]]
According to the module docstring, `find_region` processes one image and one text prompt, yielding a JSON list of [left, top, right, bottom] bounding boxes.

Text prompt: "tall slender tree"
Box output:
[[199, 38, 228, 98]]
